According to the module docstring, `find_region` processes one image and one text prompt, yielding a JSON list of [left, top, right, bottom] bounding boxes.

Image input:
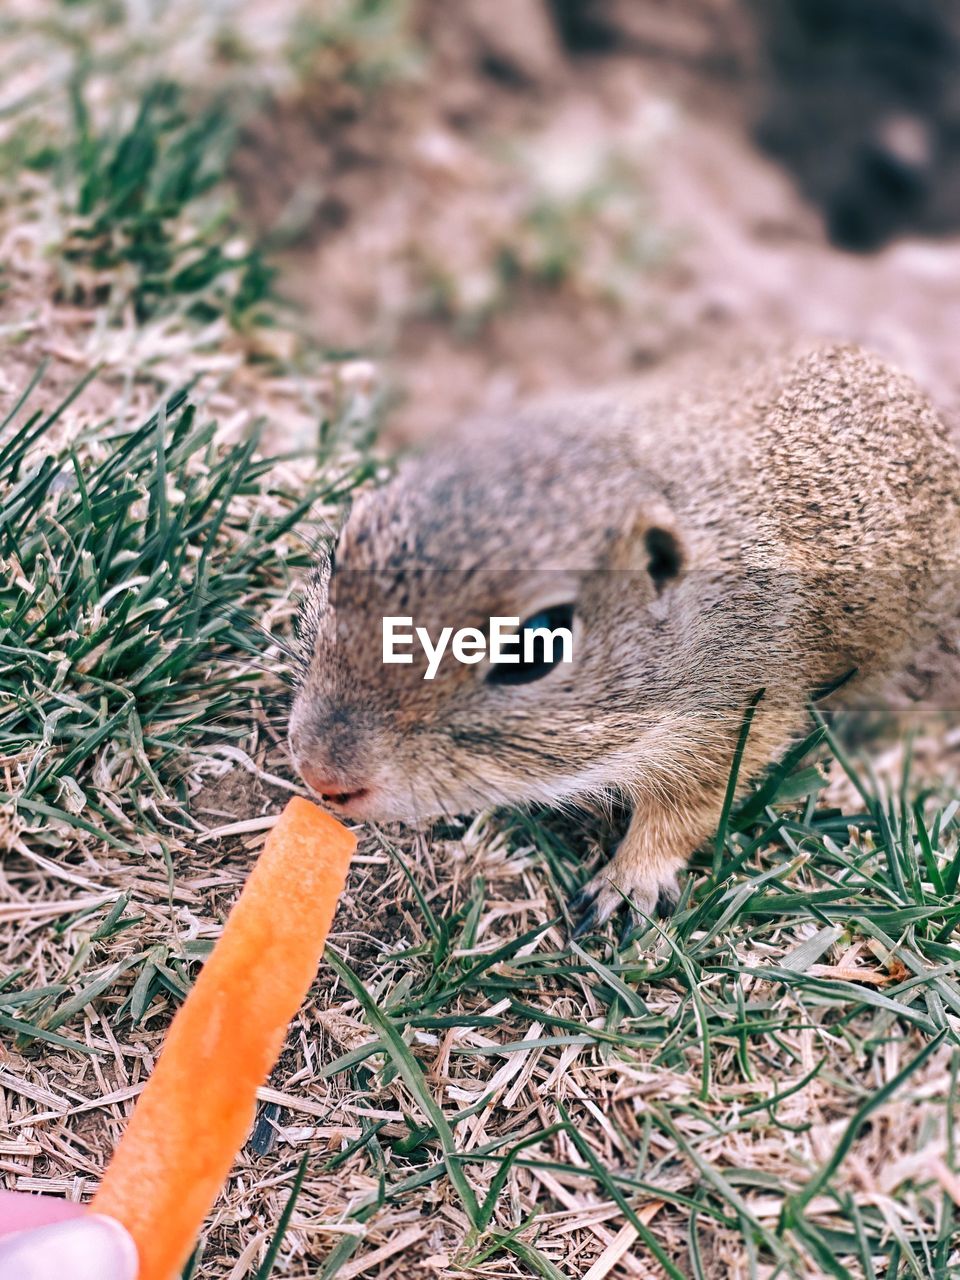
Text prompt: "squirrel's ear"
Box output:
[[603, 507, 686, 594], [643, 524, 684, 594]]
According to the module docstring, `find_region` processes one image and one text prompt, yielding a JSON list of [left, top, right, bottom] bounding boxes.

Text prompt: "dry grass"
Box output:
[[5, 745, 960, 1278], [1, 4, 960, 1279]]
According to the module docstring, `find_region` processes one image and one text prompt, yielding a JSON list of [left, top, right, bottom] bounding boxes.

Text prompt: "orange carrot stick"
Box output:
[[93, 797, 356, 1280]]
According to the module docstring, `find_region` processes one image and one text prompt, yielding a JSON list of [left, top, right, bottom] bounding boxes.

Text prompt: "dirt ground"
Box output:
[[234, 1, 960, 446]]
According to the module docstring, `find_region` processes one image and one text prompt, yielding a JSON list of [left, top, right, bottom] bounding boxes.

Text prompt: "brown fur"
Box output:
[[289, 343, 960, 931]]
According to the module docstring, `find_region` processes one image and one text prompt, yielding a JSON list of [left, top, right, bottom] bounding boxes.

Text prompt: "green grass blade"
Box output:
[[253, 1153, 310, 1280]]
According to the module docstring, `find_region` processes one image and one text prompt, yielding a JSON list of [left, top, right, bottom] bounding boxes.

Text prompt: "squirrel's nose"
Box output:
[[298, 761, 368, 809]]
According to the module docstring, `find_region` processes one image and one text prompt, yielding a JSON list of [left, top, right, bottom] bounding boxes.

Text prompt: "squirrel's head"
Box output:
[[288, 414, 687, 822]]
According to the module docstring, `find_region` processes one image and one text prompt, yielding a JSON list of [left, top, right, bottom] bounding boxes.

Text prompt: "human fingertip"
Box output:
[[0, 1212, 139, 1280], [87, 1214, 139, 1279]]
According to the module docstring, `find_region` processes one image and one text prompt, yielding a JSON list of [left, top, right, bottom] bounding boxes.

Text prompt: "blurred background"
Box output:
[[241, 0, 960, 443], [3, 0, 960, 448], [243, 0, 960, 445]]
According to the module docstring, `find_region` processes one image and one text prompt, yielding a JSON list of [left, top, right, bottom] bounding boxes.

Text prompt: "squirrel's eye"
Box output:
[[487, 604, 575, 687]]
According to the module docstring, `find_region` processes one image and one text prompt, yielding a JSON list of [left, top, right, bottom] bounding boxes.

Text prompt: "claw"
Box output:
[[571, 903, 598, 940], [656, 884, 680, 918], [618, 908, 643, 950], [567, 883, 597, 915], [617, 912, 636, 950], [569, 867, 681, 945]]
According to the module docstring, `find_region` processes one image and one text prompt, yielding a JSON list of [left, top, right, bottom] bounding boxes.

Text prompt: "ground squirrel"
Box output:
[[289, 343, 960, 934]]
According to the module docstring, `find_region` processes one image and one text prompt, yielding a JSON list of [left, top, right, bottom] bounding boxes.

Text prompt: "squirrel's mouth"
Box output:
[[317, 787, 368, 810], [295, 759, 371, 813]]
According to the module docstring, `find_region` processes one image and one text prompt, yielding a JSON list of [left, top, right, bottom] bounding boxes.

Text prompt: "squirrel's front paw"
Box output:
[[567, 859, 680, 942]]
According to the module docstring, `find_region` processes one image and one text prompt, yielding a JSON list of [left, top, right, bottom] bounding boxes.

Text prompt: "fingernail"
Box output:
[[0, 1213, 139, 1280]]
